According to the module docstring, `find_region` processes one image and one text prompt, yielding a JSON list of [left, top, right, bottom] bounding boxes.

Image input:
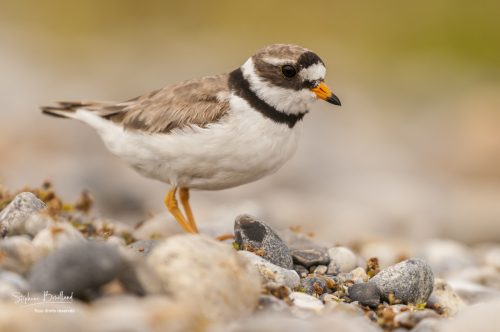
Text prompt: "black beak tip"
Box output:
[[327, 94, 341, 106]]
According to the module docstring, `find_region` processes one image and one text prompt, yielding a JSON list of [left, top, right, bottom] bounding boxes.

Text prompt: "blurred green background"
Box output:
[[1, 0, 500, 243]]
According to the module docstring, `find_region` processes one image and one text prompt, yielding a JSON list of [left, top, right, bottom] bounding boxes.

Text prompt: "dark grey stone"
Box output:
[[348, 282, 381, 307], [370, 258, 434, 304], [291, 248, 330, 268], [234, 214, 293, 269], [294, 264, 309, 278], [301, 276, 327, 296], [0, 192, 46, 237], [29, 241, 126, 299], [127, 239, 159, 256]]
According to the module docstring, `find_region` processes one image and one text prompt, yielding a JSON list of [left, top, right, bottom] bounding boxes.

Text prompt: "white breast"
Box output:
[[74, 94, 301, 190]]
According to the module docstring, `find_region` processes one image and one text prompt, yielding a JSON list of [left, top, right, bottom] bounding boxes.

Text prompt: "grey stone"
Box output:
[[370, 258, 434, 304], [301, 276, 327, 296], [127, 239, 159, 256], [327, 246, 358, 275], [148, 234, 261, 323], [291, 248, 329, 268], [238, 250, 300, 289], [348, 282, 381, 307], [294, 264, 309, 278], [29, 241, 126, 299], [234, 214, 293, 269], [0, 192, 46, 237]]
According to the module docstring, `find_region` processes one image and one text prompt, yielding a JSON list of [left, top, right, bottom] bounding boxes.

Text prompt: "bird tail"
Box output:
[[41, 101, 124, 119], [41, 101, 92, 119]]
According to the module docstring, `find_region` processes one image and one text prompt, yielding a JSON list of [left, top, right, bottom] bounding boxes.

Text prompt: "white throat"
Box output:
[[241, 58, 316, 115]]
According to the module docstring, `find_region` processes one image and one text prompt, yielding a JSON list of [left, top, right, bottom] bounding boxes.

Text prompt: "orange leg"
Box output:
[[179, 187, 198, 233], [164, 187, 195, 233]]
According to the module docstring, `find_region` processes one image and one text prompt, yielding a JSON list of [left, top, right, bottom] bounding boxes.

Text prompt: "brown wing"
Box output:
[[108, 74, 230, 134]]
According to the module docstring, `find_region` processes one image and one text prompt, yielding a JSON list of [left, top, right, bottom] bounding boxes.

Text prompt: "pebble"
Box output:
[[290, 248, 329, 268], [483, 246, 500, 269], [350, 267, 369, 283], [257, 295, 290, 313], [348, 282, 381, 307], [238, 250, 300, 289], [427, 278, 465, 316], [234, 214, 293, 269], [313, 265, 328, 275], [0, 236, 41, 274], [0, 270, 30, 299], [29, 241, 126, 299], [394, 309, 440, 329], [447, 279, 500, 304], [300, 276, 327, 296], [370, 258, 434, 304], [289, 292, 324, 312], [294, 264, 309, 278], [148, 234, 261, 323], [327, 247, 358, 275], [0, 192, 46, 237], [127, 239, 159, 256], [32, 222, 86, 254]]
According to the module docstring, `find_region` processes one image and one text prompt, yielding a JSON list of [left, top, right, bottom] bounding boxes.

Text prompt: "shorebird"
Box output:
[[42, 44, 341, 234]]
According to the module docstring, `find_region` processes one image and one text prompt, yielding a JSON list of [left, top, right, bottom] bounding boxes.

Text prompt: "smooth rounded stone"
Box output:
[[327, 246, 358, 275], [234, 214, 293, 269], [32, 222, 86, 254], [0, 192, 46, 237], [0, 236, 41, 274], [127, 239, 159, 256], [419, 239, 476, 275], [23, 213, 53, 237], [0, 270, 30, 299], [301, 276, 327, 296], [133, 212, 183, 240], [348, 282, 381, 307], [314, 265, 328, 275], [289, 292, 324, 312], [350, 267, 369, 283], [439, 299, 500, 332], [29, 241, 126, 299], [394, 309, 440, 329], [148, 234, 261, 323], [370, 258, 434, 304], [291, 248, 329, 268], [427, 278, 465, 316], [294, 264, 309, 278], [453, 265, 500, 290], [238, 250, 300, 289]]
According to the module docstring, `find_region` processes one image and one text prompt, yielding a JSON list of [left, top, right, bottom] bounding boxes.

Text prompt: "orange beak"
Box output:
[[311, 82, 341, 106]]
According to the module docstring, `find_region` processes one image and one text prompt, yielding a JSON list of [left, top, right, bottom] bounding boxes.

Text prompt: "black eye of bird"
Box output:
[[281, 65, 297, 78]]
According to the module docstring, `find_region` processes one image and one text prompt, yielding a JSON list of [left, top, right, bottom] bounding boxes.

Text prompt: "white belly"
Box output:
[[76, 94, 300, 190]]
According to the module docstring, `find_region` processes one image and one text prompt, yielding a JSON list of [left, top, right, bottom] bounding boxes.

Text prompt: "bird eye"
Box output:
[[281, 65, 297, 78]]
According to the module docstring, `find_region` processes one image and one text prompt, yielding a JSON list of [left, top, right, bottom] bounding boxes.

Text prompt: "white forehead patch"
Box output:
[[299, 63, 326, 81], [261, 56, 293, 66]]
